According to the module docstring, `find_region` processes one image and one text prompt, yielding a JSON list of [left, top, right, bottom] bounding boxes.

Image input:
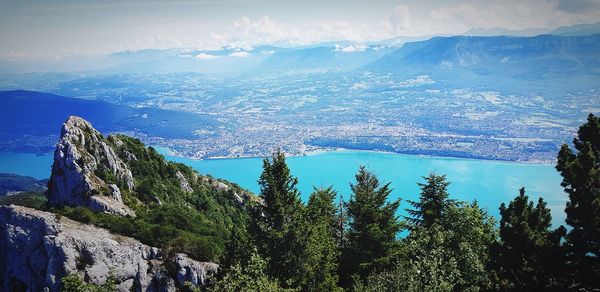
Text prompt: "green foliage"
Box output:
[[341, 166, 402, 287], [209, 252, 292, 292], [556, 113, 600, 289], [254, 150, 307, 288], [406, 173, 453, 227], [61, 272, 116, 292], [403, 224, 460, 292], [109, 135, 196, 206], [302, 187, 342, 291], [441, 201, 496, 290], [0, 191, 47, 209], [58, 205, 224, 262], [356, 199, 495, 291], [94, 166, 117, 185], [257, 149, 303, 233], [354, 224, 458, 292], [220, 219, 256, 272], [492, 187, 566, 290]]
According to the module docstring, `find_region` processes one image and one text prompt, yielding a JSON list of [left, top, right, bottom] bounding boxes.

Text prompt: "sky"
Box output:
[[1, 0, 600, 59]]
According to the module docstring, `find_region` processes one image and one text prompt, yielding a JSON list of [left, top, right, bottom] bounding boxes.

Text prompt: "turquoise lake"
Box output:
[[0, 149, 568, 227]]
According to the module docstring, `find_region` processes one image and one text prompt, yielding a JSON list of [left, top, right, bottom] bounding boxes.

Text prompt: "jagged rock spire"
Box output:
[[47, 116, 135, 217]]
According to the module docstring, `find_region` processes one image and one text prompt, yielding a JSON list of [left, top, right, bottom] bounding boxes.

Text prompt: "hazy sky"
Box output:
[[1, 0, 599, 59]]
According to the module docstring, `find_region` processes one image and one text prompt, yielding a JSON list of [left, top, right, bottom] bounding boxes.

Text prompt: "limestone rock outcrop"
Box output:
[[175, 171, 193, 193], [47, 116, 135, 217], [201, 177, 263, 206], [0, 205, 218, 291]]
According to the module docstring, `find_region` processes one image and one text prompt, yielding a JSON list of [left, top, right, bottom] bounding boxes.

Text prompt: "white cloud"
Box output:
[[0, 50, 31, 61], [334, 44, 367, 53], [396, 75, 435, 87], [229, 51, 251, 57], [390, 5, 412, 34], [207, 16, 386, 49], [351, 82, 368, 90], [4, 0, 600, 59], [84, 4, 597, 55], [195, 53, 218, 60]]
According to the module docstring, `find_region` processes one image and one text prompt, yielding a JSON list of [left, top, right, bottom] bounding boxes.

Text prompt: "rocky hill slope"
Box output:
[[0, 205, 217, 291], [0, 116, 259, 291]]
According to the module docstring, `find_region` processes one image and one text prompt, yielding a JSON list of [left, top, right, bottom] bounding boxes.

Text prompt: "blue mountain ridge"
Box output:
[[0, 90, 224, 145], [364, 33, 600, 89]]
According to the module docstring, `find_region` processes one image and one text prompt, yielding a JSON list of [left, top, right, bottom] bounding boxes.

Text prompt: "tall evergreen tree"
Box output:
[[258, 149, 303, 233], [556, 113, 600, 289], [255, 149, 306, 287], [302, 187, 342, 291], [407, 173, 453, 227], [492, 187, 566, 290], [341, 166, 402, 287]]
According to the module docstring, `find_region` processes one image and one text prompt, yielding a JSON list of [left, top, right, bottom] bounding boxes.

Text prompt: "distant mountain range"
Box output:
[[462, 27, 548, 37], [463, 22, 600, 37], [1, 22, 600, 74], [260, 45, 396, 71], [102, 32, 600, 75], [365, 33, 600, 89], [549, 22, 600, 36]]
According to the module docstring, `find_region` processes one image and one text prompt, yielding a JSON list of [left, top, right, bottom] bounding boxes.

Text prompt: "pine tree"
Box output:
[[302, 187, 342, 291], [492, 187, 566, 290], [407, 173, 453, 227], [556, 113, 600, 289], [258, 149, 303, 233], [341, 166, 402, 287], [255, 149, 306, 287]]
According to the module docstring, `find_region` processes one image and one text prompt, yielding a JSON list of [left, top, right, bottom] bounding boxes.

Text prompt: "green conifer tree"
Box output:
[[556, 113, 600, 289], [341, 166, 401, 287], [255, 149, 306, 288], [407, 173, 453, 227], [492, 187, 566, 290], [302, 186, 342, 291], [258, 149, 303, 233]]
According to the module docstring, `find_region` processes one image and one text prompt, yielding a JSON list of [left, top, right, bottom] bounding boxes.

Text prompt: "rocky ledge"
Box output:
[[0, 205, 218, 291]]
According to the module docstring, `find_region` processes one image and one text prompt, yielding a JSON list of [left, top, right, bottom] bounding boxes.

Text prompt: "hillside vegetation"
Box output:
[[45, 130, 260, 263]]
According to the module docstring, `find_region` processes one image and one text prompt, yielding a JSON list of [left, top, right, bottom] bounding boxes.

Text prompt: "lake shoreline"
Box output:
[[155, 146, 556, 166]]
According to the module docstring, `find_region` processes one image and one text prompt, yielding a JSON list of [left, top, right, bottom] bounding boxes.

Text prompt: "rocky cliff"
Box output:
[[0, 116, 261, 291], [0, 205, 218, 291], [47, 116, 135, 217]]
